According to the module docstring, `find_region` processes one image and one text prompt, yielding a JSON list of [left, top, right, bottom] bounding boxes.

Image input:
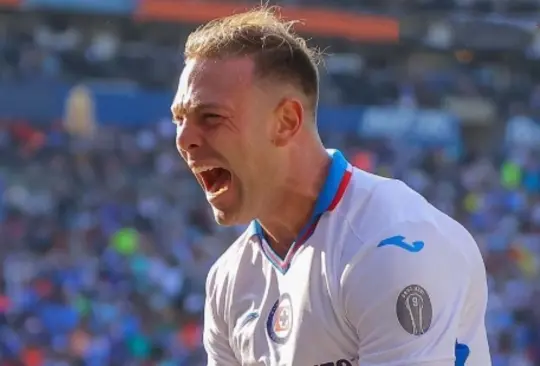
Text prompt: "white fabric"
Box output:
[[204, 168, 491, 366]]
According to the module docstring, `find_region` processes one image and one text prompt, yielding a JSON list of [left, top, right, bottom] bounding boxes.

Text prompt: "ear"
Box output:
[[272, 97, 304, 147]]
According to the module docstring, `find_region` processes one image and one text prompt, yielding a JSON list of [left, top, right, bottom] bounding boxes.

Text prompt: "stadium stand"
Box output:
[[0, 0, 539, 365]]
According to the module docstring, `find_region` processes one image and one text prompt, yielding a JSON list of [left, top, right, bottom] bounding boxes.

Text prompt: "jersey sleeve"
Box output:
[[340, 219, 491, 366], [203, 264, 240, 366]]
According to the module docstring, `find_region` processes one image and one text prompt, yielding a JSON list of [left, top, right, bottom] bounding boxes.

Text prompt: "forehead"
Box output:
[[173, 57, 255, 110]]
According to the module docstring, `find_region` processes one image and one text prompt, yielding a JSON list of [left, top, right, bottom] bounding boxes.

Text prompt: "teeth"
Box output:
[[192, 166, 218, 173], [207, 185, 229, 197]]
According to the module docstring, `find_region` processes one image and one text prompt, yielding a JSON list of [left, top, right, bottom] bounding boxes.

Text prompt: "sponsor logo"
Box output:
[[378, 235, 424, 253]]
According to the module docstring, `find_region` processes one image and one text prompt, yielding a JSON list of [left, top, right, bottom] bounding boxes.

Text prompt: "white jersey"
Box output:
[[204, 149, 491, 366]]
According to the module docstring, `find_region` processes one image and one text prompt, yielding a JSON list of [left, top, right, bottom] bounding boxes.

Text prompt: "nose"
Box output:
[[176, 119, 202, 155]]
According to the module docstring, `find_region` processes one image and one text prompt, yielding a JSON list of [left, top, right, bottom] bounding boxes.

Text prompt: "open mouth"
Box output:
[[197, 167, 232, 196]]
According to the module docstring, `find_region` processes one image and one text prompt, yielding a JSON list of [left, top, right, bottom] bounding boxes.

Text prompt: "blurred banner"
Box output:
[[444, 96, 497, 126], [134, 0, 399, 42], [0, 81, 460, 147], [505, 115, 540, 149], [445, 16, 534, 51], [0, 81, 169, 125], [359, 107, 460, 147], [4, 0, 537, 50], [22, 0, 135, 13], [3, 0, 538, 51], [404, 14, 536, 52], [0, 0, 20, 8]]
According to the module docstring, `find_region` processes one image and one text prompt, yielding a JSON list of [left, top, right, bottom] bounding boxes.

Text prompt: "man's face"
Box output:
[[173, 57, 283, 225]]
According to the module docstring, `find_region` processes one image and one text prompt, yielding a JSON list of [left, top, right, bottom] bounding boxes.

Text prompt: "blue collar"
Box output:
[[247, 149, 349, 238]]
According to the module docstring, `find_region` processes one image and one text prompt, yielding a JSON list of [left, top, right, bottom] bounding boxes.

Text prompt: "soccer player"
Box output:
[[172, 8, 492, 366]]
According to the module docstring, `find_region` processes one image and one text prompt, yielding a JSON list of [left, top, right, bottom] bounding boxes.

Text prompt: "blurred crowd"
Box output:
[[0, 3, 540, 366], [2, 12, 540, 119], [194, 0, 540, 13], [0, 117, 237, 365]]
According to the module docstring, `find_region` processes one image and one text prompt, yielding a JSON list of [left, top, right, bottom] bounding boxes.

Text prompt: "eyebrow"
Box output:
[[170, 103, 185, 119], [171, 102, 229, 118]]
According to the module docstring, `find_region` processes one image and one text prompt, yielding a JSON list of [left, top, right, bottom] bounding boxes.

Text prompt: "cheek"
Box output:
[[242, 136, 270, 168], [224, 119, 272, 173]]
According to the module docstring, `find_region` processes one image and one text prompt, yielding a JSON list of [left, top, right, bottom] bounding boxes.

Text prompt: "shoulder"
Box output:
[[346, 169, 436, 228], [337, 169, 483, 281], [337, 168, 437, 237], [336, 173, 490, 364]]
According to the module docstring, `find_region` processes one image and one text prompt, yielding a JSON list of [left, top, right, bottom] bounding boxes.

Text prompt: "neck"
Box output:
[[258, 143, 330, 257]]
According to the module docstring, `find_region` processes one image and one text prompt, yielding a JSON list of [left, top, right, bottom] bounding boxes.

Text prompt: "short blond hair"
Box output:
[[184, 7, 320, 108]]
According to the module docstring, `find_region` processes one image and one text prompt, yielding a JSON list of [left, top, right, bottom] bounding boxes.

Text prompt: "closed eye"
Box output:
[[201, 113, 224, 125], [203, 113, 222, 119]]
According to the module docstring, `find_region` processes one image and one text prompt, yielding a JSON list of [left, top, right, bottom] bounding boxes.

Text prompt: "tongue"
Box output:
[[209, 168, 231, 193]]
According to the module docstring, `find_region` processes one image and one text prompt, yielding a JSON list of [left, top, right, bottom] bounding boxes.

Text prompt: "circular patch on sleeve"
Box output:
[[396, 284, 432, 335]]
